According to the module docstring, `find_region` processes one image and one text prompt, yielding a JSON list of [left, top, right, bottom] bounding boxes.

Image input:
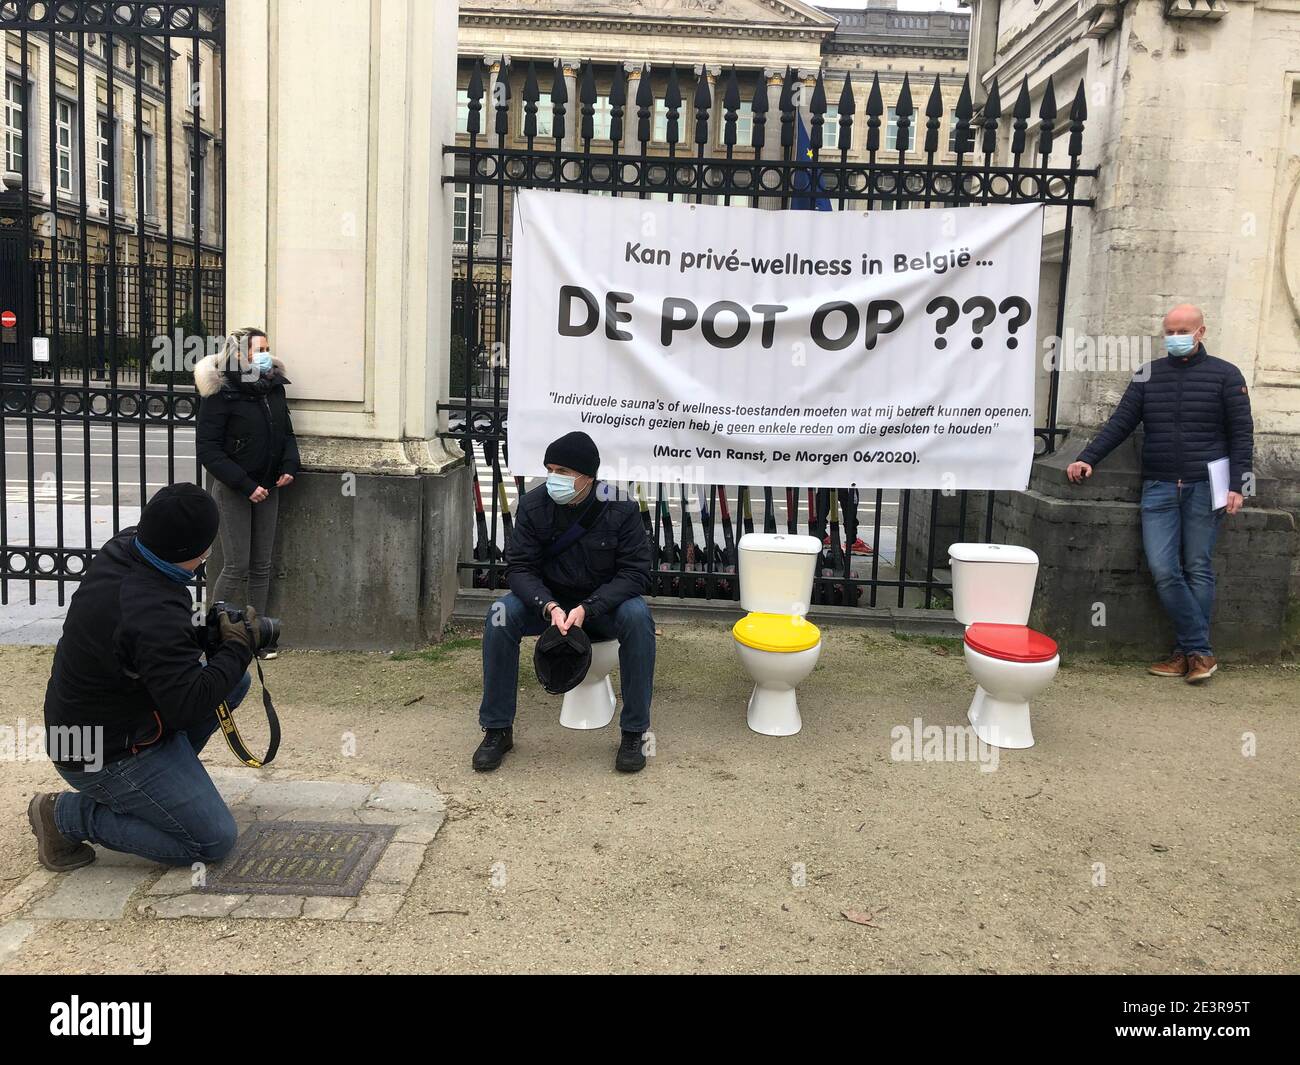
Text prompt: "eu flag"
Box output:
[[791, 114, 832, 212]]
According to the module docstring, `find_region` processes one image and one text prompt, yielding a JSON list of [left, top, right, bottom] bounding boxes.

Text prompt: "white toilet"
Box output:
[[560, 639, 620, 730], [732, 533, 823, 736], [949, 543, 1059, 749]]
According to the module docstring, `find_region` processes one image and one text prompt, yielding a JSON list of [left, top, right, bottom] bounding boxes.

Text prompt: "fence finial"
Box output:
[[722, 68, 740, 149], [809, 71, 827, 153], [895, 74, 914, 155], [636, 64, 653, 145], [1068, 79, 1087, 159], [865, 73, 883, 155], [694, 69, 712, 148], [924, 74, 943, 155], [494, 57, 511, 138], [609, 65, 626, 146], [579, 62, 596, 144], [550, 60, 568, 143], [779, 68, 796, 149], [1037, 78, 1057, 160], [837, 72, 855, 154], [1011, 76, 1031, 159], [522, 61, 539, 141], [665, 67, 682, 146], [981, 77, 1001, 157], [749, 73, 768, 151], [466, 61, 484, 137]]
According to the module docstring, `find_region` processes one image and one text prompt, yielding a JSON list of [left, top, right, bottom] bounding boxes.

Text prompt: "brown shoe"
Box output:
[[1148, 652, 1188, 677], [1185, 654, 1218, 684], [27, 793, 96, 872]]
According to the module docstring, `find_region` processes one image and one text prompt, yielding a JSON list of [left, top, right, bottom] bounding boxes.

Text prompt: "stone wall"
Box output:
[[996, 440, 1297, 660]]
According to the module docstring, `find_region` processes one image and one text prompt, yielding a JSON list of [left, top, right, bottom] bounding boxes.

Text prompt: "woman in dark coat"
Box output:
[[194, 327, 300, 624]]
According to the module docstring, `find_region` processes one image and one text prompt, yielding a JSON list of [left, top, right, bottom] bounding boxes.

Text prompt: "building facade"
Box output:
[[1, 26, 223, 371], [453, 1, 972, 271]]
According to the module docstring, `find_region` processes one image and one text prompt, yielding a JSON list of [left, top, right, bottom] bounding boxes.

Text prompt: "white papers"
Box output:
[[1207, 457, 1230, 510]]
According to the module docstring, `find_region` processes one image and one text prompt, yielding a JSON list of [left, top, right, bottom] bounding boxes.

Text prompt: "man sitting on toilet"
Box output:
[[474, 431, 655, 774]]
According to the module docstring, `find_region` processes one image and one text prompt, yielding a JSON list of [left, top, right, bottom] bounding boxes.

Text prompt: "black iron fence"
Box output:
[[0, 1, 225, 605], [451, 274, 510, 400], [14, 260, 223, 381], [443, 58, 1095, 608]]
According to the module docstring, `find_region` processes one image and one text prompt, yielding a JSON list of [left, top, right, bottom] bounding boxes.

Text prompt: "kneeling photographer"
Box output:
[[30, 484, 275, 872]]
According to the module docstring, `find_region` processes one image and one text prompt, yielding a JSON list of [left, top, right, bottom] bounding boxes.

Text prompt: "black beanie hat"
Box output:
[[137, 483, 220, 563], [534, 623, 593, 695], [543, 431, 600, 478]]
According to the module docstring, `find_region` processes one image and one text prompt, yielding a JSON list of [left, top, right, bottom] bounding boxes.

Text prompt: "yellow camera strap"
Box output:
[[216, 656, 281, 768]]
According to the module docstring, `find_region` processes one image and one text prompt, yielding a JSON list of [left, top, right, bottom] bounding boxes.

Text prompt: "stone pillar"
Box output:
[[622, 63, 644, 155], [224, 0, 470, 650], [561, 59, 580, 153], [758, 69, 786, 211]]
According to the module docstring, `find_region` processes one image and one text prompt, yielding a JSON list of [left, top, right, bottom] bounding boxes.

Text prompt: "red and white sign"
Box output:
[[1, 310, 16, 328]]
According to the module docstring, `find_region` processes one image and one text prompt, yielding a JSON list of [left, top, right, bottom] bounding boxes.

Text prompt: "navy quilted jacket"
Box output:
[[506, 483, 652, 620], [1077, 346, 1254, 492]]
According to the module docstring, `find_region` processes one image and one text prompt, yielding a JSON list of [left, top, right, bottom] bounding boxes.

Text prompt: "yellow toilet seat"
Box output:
[[732, 612, 821, 653]]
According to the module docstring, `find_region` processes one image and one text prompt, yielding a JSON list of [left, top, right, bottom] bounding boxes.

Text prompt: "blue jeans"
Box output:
[[53, 670, 252, 866], [1140, 479, 1224, 656], [478, 593, 655, 733]]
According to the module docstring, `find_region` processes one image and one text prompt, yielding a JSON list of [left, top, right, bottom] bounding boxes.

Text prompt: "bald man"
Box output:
[[1066, 305, 1253, 683]]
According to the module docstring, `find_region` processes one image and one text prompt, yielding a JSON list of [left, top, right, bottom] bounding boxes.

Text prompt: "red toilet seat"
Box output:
[[964, 622, 1058, 663]]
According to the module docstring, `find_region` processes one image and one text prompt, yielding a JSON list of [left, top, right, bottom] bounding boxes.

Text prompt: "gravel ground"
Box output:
[[1, 624, 1296, 974]]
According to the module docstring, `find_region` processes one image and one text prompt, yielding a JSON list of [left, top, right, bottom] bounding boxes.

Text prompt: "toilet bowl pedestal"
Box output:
[[966, 686, 1035, 749], [734, 641, 821, 737], [961, 644, 1059, 750], [746, 683, 802, 737], [560, 640, 620, 730]]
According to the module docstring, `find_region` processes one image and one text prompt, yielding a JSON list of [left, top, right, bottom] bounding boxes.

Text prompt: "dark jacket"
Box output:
[[506, 483, 652, 619], [194, 353, 301, 496], [1077, 345, 1254, 492], [43, 528, 253, 769]]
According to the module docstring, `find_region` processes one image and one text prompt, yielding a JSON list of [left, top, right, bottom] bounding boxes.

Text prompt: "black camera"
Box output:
[[204, 601, 281, 655]]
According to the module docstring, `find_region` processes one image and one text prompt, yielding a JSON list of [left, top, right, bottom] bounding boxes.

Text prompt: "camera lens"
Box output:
[[259, 616, 282, 651]]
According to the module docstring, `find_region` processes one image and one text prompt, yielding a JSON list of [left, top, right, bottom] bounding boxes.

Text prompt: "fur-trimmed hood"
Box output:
[[194, 352, 288, 397]]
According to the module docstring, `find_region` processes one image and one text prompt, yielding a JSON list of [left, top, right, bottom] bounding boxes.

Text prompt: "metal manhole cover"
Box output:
[[199, 821, 398, 897]]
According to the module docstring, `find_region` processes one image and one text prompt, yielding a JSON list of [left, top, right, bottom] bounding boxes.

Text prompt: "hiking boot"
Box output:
[[27, 793, 96, 872], [1148, 652, 1188, 678], [472, 727, 513, 772], [1185, 654, 1218, 684], [615, 730, 647, 773]]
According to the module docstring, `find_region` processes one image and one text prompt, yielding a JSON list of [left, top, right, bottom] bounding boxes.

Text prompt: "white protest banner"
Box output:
[[507, 190, 1043, 490]]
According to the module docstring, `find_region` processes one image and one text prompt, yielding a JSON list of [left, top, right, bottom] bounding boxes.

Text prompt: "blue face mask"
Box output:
[[1164, 334, 1196, 357], [546, 472, 579, 504], [252, 353, 274, 375]]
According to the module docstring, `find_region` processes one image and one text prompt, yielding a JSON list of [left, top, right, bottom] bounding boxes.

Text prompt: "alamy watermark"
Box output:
[[890, 716, 999, 772], [1, 718, 104, 771]]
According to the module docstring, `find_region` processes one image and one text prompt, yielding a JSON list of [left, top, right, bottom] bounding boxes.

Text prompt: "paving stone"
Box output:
[[0, 920, 38, 966], [391, 816, 445, 845], [256, 805, 362, 824], [367, 842, 427, 888], [30, 866, 145, 920], [0, 868, 56, 916], [205, 767, 260, 805], [345, 894, 404, 922], [301, 896, 355, 920], [146, 866, 203, 896], [230, 895, 304, 919], [140, 894, 248, 919], [91, 847, 166, 871], [244, 779, 371, 812], [365, 780, 446, 815]]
